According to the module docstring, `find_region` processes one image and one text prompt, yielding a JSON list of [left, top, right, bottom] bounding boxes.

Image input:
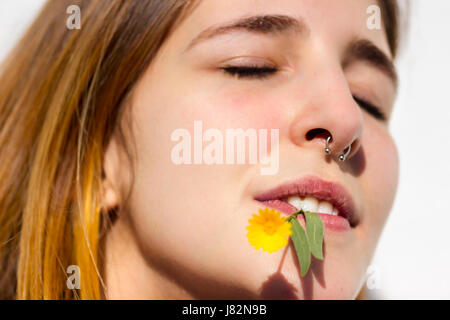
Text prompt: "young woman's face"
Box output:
[[104, 0, 399, 299]]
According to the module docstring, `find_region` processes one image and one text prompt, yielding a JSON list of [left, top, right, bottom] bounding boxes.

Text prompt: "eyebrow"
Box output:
[[346, 39, 398, 88], [185, 14, 309, 51]]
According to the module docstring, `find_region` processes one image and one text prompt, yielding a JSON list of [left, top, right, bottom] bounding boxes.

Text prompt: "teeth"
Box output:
[[332, 207, 339, 216], [287, 196, 302, 210], [285, 196, 338, 216], [317, 201, 333, 215], [301, 197, 319, 212]]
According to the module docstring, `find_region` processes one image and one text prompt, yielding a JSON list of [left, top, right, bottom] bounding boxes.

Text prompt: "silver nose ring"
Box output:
[[325, 135, 352, 161], [325, 136, 332, 154], [338, 144, 351, 161]]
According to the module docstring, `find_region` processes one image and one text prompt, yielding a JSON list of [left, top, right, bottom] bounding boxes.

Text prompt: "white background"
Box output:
[[0, 0, 449, 299]]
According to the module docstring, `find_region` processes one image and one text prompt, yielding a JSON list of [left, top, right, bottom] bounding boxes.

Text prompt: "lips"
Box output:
[[254, 175, 359, 229]]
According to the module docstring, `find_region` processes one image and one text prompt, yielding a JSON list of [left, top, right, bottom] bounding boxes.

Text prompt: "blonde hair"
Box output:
[[0, 0, 398, 299], [0, 0, 195, 299]]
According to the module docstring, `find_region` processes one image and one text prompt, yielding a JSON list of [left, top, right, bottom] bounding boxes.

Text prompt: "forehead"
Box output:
[[173, 0, 391, 58]]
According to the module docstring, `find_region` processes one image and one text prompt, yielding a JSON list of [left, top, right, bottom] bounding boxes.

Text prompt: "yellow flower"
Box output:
[[246, 208, 293, 253]]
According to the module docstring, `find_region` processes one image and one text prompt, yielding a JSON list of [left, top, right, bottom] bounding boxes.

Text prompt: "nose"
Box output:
[[289, 70, 363, 161]]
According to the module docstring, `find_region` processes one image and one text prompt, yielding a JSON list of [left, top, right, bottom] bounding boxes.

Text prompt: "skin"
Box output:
[[102, 0, 399, 299]]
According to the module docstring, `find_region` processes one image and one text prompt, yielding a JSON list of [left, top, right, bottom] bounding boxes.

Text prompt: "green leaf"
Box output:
[[290, 218, 311, 277], [304, 211, 324, 260]]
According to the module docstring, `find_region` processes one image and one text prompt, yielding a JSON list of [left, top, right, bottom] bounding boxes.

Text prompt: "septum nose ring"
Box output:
[[325, 135, 352, 161], [325, 136, 332, 154]]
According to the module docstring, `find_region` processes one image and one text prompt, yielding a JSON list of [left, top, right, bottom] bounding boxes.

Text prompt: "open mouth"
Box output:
[[254, 175, 359, 229]]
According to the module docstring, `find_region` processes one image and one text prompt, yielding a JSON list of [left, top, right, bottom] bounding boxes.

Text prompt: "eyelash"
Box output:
[[221, 65, 387, 121], [221, 65, 278, 79], [352, 96, 386, 121]]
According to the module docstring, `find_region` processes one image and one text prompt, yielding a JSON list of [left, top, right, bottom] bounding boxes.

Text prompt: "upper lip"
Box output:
[[254, 175, 358, 227]]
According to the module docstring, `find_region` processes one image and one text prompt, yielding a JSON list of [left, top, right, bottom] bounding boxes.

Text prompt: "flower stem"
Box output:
[[286, 209, 305, 222]]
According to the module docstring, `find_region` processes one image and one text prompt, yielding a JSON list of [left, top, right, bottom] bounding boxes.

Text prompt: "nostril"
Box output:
[[306, 128, 331, 141]]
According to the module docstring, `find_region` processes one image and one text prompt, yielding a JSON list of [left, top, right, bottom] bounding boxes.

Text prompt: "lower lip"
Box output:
[[260, 200, 351, 231]]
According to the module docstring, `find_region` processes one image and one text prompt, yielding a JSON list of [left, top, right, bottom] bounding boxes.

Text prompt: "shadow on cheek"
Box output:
[[343, 146, 366, 176], [258, 240, 327, 300], [260, 272, 298, 300], [259, 246, 298, 299]]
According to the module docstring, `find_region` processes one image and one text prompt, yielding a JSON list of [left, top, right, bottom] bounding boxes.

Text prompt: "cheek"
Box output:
[[165, 88, 286, 167], [127, 77, 285, 241], [361, 122, 399, 236], [192, 89, 286, 131]]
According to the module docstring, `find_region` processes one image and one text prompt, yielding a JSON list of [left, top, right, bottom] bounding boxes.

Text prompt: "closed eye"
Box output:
[[220, 66, 278, 79], [353, 96, 387, 121]]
